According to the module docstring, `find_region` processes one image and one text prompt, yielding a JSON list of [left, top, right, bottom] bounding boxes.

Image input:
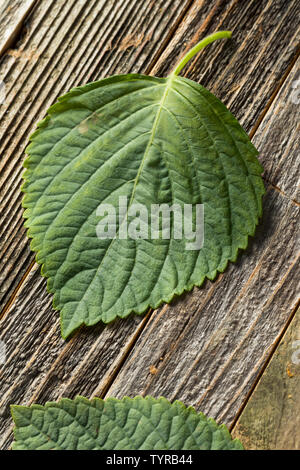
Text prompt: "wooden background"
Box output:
[[0, 0, 299, 450]]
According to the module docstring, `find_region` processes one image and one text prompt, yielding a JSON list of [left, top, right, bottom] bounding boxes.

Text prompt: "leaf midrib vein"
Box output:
[[62, 76, 176, 329], [159, 103, 214, 278]]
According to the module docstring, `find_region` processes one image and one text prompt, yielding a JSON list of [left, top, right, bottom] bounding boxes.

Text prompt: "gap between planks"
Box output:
[[0, 0, 40, 57], [230, 298, 300, 433]]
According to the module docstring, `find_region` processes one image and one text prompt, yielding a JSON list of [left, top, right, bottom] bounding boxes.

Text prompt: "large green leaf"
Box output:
[[22, 32, 265, 338], [11, 396, 243, 450]]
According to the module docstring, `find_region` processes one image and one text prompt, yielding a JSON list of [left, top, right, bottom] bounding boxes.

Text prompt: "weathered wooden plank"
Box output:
[[252, 57, 300, 202], [0, 0, 299, 450], [232, 308, 300, 450], [0, 0, 38, 56], [0, 0, 194, 311]]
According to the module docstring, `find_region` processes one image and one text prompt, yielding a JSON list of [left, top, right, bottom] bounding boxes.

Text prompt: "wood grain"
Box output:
[[232, 308, 300, 450], [0, 0, 299, 450], [0, 0, 38, 56], [253, 57, 300, 202]]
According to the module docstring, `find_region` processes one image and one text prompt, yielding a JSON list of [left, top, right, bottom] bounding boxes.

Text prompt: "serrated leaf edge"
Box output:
[[11, 395, 243, 450]]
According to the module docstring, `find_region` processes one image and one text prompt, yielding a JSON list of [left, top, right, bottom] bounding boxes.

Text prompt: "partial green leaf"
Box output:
[[11, 396, 243, 450], [22, 33, 265, 338]]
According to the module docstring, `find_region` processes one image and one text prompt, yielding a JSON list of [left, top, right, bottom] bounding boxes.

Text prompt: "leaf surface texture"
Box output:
[[22, 73, 265, 337], [11, 396, 243, 450]]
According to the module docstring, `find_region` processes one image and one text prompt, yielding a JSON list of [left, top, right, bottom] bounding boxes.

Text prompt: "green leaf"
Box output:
[[22, 32, 265, 338], [11, 396, 243, 450]]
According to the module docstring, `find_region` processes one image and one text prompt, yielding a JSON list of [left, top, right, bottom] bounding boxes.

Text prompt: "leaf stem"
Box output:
[[171, 31, 232, 76]]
